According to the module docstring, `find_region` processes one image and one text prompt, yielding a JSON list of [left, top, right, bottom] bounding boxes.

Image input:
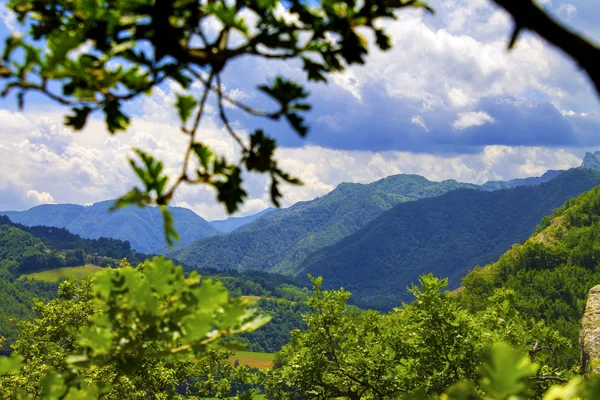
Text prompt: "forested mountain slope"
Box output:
[[457, 184, 600, 364], [299, 168, 600, 310], [170, 174, 477, 273], [2, 201, 219, 254]]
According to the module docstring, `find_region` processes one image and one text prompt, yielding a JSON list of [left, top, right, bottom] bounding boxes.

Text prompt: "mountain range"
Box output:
[[2, 153, 599, 311], [298, 168, 600, 309], [169, 175, 478, 273], [1, 201, 218, 254]]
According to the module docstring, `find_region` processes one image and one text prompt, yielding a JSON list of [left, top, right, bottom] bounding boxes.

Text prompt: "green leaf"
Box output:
[[246, 130, 276, 172], [103, 101, 130, 134], [192, 143, 214, 170], [480, 342, 538, 398], [176, 94, 197, 124], [65, 106, 92, 130], [111, 188, 152, 210]]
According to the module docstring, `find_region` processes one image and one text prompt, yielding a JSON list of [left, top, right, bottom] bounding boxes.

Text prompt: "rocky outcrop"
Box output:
[[581, 285, 600, 374], [581, 151, 600, 169]]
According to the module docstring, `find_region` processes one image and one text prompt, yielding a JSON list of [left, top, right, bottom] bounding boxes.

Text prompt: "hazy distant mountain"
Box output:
[[1, 204, 85, 229], [169, 175, 478, 273], [210, 208, 275, 233], [298, 168, 600, 310], [1, 201, 219, 254], [480, 169, 564, 191]]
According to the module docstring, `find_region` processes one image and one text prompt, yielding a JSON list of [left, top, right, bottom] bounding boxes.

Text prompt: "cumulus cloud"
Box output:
[[26, 190, 55, 205], [452, 111, 495, 130]]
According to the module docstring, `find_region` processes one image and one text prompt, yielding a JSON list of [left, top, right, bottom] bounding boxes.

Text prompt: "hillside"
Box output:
[[298, 168, 600, 310], [170, 174, 478, 273], [2, 201, 219, 254], [457, 183, 600, 365]]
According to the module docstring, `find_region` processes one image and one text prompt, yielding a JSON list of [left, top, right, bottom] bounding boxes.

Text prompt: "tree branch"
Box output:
[[492, 0, 600, 97]]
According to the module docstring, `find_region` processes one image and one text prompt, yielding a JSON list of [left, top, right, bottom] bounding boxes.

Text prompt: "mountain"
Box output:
[[480, 169, 564, 191], [457, 184, 600, 365], [210, 208, 275, 233], [1, 204, 85, 228], [582, 151, 600, 169], [1, 201, 219, 254], [170, 175, 478, 273], [297, 168, 600, 310]]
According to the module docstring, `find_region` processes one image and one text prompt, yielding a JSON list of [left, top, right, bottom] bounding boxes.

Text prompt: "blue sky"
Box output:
[[0, 0, 599, 219]]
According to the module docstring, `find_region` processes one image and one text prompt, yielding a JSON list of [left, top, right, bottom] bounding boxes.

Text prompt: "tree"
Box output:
[[266, 275, 572, 399]]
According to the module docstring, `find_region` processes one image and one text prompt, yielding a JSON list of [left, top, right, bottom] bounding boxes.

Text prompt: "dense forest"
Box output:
[[5, 182, 600, 397]]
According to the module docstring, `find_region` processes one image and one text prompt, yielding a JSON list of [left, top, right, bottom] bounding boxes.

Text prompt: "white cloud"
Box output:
[[452, 111, 495, 130], [557, 3, 577, 17], [0, 104, 590, 220], [411, 115, 429, 131], [324, 2, 592, 116], [561, 110, 588, 117], [0, 0, 596, 223], [26, 190, 55, 205]]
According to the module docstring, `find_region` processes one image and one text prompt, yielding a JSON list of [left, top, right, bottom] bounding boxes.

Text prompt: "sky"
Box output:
[[0, 0, 599, 220]]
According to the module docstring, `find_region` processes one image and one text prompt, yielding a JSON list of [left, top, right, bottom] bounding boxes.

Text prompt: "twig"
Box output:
[[216, 73, 249, 151], [163, 69, 215, 201]]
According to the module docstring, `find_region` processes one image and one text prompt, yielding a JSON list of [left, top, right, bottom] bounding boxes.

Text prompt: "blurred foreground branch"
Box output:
[[493, 0, 600, 97]]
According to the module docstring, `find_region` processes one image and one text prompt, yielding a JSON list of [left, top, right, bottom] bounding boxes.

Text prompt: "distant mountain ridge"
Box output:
[[169, 175, 479, 273], [1, 201, 219, 254], [480, 169, 564, 191], [3, 151, 597, 266]]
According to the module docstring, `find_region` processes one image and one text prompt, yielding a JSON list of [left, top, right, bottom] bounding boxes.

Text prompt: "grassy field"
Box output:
[[229, 351, 274, 370], [25, 264, 104, 282], [241, 295, 262, 303]]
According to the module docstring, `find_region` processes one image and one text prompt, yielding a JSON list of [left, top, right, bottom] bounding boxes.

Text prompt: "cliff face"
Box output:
[[581, 285, 600, 374]]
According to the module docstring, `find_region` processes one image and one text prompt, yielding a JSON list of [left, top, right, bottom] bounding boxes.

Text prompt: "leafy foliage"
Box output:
[[266, 276, 572, 399], [0, 257, 269, 398]]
